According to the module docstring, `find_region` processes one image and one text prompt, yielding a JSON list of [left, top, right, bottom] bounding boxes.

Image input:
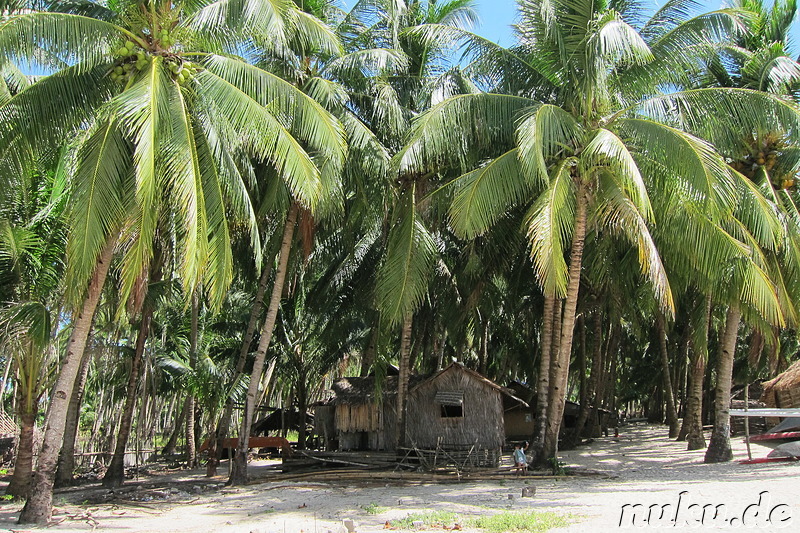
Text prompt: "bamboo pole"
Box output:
[[744, 381, 752, 461]]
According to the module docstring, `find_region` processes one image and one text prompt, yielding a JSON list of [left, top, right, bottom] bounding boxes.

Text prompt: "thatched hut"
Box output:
[[317, 375, 425, 451], [315, 363, 528, 455], [761, 359, 800, 409], [404, 363, 528, 452]]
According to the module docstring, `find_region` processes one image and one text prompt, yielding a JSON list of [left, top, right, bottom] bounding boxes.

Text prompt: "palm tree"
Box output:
[[696, 0, 800, 463], [0, 0, 345, 522], [396, 0, 800, 463], [0, 162, 67, 499]]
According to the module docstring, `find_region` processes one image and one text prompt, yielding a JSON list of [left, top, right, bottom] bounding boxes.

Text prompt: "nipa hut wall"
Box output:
[[504, 406, 534, 440], [337, 401, 397, 451], [405, 367, 504, 450]]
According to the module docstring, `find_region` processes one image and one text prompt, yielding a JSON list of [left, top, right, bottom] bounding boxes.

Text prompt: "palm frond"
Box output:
[[0, 12, 126, 71], [516, 103, 582, 183], [524, 158, 576, 298], [65, 117, 129, 306], [448, 148, 531, 239], [375, 185, 436, 326], [595, 170, 674, 313], [581, 128, 652, 221], [395, 92, 535, 174]]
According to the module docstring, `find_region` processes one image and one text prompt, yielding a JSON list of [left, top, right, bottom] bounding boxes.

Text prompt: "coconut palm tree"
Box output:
[[395, 0, 800, 463], [0, 0, 345, 522], [694, 0, 800, 463]]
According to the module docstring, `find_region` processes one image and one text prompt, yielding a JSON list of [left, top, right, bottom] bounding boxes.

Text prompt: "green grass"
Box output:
[[362, 501, 386, 515], [390, 509, 571, 532], [390, 510, 459, 529], [469, 510, 572, 532]]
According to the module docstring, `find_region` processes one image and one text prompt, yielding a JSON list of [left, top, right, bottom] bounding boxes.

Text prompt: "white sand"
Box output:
[[0, 423, 796, 532]]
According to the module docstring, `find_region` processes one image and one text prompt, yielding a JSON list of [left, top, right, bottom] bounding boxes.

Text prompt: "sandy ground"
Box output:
[[0, 423, 797, 532]]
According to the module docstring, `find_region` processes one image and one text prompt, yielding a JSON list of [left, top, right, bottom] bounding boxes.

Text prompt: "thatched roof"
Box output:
[[330, 375, 427, 405], [412, 362, 529, 408], [761, 359, 800, 409], [763, 359, 800, 393]]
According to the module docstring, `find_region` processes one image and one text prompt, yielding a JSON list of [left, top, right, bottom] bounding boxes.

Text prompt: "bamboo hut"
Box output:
[[761, 359, 800, 409], [404, 363, 529, 454], [315, 363, 528, 456], [317, 375, 425, 451]]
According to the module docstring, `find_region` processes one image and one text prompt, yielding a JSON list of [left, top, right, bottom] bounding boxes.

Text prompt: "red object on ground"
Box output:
[[739, 456, 799, 465]]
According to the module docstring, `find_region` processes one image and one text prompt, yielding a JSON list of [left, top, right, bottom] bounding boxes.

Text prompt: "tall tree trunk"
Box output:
[[531, 295, 555, 462], [6, 381, 37, 499], [102, 305, 154, 487], [185, 289, 199, 469], [19, 238, 115, 524], [542, 184, 587, 462], [211, 239, 277, 475], [656, 313, 680, 438], [685, 296, 711, 450], [361, 323, 379, 376], [55, 348, 93, 488], [767, 326, 780, 376], [395, 314, 413, 450], [296, 372, 307, 450], [704, 303, 741, 463], [162, 399, 186, 455], [570, 311, 602, 444], [229, 203, 298, 485]]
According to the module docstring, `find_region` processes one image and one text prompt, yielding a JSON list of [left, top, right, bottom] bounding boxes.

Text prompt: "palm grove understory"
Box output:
[[1, 0, 800, 525]]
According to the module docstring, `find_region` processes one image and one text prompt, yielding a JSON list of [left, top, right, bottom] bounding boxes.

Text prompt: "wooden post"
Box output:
[[744, 381, 752, 461]]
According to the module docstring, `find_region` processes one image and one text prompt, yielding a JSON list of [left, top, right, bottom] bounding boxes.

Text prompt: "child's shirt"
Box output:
[[513, 448, 526, 464]]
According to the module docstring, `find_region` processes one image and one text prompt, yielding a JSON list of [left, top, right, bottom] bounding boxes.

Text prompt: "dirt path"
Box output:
[[0, 423, 796, 532]]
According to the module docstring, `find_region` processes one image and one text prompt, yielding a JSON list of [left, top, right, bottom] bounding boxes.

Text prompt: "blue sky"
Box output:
[[470, 0, 800, 55]]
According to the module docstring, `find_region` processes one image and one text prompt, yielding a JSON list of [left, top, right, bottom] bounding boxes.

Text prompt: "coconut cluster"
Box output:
[[730, 137, 796, 190], [109, 38, 197, 86]]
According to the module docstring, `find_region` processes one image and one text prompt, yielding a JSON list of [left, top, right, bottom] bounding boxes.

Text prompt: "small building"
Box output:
[[404, 363, 528, 452], [761, 359, 800, 409], [315, 363, 528, 457]]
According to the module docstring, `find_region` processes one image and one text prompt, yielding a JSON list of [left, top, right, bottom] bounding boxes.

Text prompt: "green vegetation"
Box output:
[[362, 501, 386, 515], [390, 510, 460, 529], [470, 511, 572, 533], [391, 510, 571, 532]]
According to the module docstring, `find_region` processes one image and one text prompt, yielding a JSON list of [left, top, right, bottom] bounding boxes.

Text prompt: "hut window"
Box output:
[[436, 391, 464, 419], [441, 404, 463, 418]]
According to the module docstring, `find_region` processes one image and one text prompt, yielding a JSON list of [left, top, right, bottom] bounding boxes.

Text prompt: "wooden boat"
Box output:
[[747, 430, 800, 449]]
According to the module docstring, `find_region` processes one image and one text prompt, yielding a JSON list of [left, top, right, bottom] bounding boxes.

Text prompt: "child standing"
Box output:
[[513, 444, 527, 477]]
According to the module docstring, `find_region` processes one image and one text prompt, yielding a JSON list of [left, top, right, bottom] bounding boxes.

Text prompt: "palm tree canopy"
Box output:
[[394, 0, 800, 323], [0, 0, 347, 310]]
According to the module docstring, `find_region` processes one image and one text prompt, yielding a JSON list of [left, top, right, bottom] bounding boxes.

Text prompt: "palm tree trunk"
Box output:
[[211, 240, 277, 475], [185, 289, 199, 469], [297, 373, 307, 450], [704, 303, 741, 463], [102, 305, 154, 487], [531, 295, 555, 462], [162, 399, 186, 455], [55, 348, 93, 488], [656, 313, 680, 438], [6, 386, 37, 499], [685, 296, 711, 450], [571, 311, 602, 444], [361, 323, 379, 376], [542, 185, 587, 462], [19, 237, 115, 525], [229, 203, 298, 486], [395, 313, 413, 450]]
